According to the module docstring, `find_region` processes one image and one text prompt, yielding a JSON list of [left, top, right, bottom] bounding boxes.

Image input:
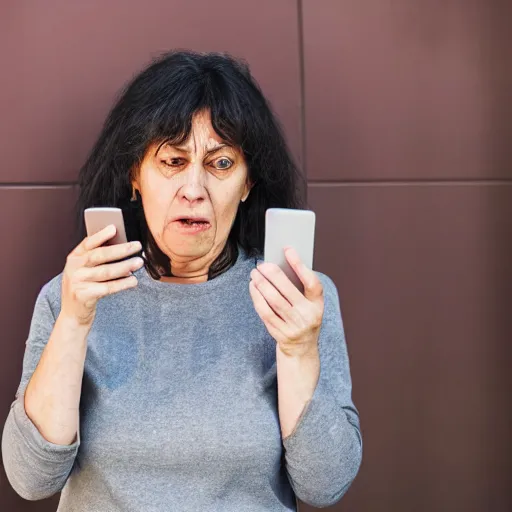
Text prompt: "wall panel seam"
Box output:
[[0, 184, 77, 189], [308, 179, 512, 187], [297, 0, 307, 186]]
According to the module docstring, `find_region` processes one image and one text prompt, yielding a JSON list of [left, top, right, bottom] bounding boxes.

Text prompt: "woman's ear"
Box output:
[[241, 181, 253, 203], [130, 169, 140, 200]]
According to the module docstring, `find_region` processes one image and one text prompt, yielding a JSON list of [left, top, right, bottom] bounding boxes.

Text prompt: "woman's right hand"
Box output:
[[60, 224, 144, 327]]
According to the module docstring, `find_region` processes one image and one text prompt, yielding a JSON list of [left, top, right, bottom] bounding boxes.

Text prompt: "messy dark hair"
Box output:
[[77, 50, 305, 280]]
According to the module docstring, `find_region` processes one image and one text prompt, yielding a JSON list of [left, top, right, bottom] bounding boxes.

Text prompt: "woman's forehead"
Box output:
[[183, 111, 223, 146]]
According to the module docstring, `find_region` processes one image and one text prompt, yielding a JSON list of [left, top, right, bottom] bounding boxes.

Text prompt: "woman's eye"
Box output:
[[164, 157, 186, 167], [212, 157, 233, 170]]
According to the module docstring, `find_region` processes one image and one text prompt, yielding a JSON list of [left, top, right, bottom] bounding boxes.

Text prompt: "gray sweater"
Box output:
[[2, 247, 362, 511]]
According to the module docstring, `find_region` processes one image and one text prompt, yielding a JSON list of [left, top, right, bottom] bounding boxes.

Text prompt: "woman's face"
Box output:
[[132, 110, 251, 280]]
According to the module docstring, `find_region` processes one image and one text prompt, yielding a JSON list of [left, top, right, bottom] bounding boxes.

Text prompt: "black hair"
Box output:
[[77, 50, 305, 280]]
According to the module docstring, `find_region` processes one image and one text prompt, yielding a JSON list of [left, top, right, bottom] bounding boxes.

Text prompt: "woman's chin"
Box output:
[[164, 235, 216, 261]]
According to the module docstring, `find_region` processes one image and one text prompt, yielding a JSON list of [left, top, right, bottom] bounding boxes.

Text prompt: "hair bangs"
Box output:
[[142, 67, 249, 156]]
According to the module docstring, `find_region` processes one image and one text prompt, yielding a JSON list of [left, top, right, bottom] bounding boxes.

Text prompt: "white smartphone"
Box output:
[[84, 207, 128, 245], [264, 208, 316, 290]]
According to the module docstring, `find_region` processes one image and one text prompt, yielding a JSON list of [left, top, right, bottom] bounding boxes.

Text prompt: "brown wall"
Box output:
[[1, 1, 510, 511]]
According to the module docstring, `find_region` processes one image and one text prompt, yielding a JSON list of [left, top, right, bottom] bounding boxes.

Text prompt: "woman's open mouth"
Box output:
[[172, 218, 211, 234]]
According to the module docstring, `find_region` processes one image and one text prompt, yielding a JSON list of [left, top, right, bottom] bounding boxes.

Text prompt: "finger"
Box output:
[[255, 262, 304, 306], [76, 257, 144, 282], [86, 241, 142, 267], [250, 269, 293, 321], [284, 247, 323, 302], [249, 280, 287, 334], [98, 275, 139, 298], [77, 275, 139, 303], [72, 225, 117, 256]]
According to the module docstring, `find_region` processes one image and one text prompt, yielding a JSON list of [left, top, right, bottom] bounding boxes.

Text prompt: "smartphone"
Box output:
[[264, 208, 316, 290], [84, 207, 128, 245]]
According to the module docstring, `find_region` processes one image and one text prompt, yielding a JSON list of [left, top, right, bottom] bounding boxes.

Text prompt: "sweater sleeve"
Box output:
[[282, 274, 362, 508], [1, 282, 79, 501]]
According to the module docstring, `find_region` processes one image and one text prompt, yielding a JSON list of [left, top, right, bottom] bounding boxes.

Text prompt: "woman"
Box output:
[[2, 50, 362, 511]]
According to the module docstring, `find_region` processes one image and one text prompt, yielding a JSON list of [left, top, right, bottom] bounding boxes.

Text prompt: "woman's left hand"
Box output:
[[249, 247, 324, 358]]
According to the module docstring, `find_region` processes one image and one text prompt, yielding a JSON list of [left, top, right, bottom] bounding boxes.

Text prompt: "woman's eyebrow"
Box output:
[[157, 142, 232, 156], [204, 143, 231, 156]]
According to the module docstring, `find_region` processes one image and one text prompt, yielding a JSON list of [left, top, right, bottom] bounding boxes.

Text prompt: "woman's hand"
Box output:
[[60, 225, 144, 327], [249, 247, 324, 358]]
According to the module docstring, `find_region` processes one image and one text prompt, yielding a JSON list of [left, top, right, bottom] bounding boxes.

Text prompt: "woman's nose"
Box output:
[[179, 164, 206, 203]]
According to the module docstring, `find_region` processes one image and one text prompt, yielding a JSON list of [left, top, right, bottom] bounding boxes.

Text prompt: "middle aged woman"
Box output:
[[2, 50, 362, 511]]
